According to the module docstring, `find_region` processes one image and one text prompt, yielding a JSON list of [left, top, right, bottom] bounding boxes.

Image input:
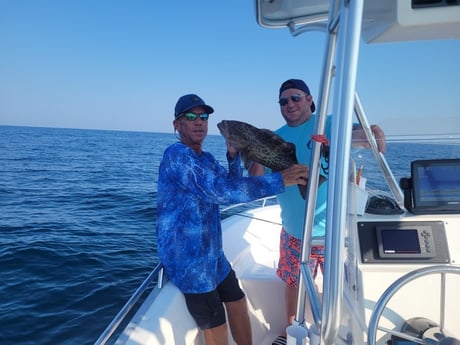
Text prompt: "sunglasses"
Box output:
[[278, 93, 308, 106], [180, 112, 210, 121]]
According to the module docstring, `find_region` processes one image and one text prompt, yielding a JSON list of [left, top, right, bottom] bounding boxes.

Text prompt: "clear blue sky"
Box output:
[[1, 0, 459, 135]]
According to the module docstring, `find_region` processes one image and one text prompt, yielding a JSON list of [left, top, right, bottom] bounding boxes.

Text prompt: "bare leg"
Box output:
[[285, 280, 319, 334], [225, 297, 252, 345], [285, 284, 298, 333], [203, 323, 228, 345]]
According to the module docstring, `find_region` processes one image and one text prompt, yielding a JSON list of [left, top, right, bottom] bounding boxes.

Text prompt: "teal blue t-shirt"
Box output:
[[276, 115, 332, 239]]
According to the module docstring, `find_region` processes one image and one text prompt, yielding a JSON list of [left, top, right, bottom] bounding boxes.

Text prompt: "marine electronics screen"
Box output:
[[375, 225, 437, 259], [379, 229, 420, 254], [412, 159, 460, 212]]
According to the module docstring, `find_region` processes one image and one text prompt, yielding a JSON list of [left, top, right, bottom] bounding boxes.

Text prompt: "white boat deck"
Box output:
[[111, 201, 460, 345]]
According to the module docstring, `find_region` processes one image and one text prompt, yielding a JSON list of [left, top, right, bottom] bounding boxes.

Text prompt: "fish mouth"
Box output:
[[217, 121, 228, 135]]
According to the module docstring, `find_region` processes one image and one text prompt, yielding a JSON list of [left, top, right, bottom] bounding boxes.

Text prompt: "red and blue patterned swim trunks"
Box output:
[[276, 227, 324, 288]]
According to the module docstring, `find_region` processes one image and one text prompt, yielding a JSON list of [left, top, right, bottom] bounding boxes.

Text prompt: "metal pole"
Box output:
[[322, 0, 365, 343]]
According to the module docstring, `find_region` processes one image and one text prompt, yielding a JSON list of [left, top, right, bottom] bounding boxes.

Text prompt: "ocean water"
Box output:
[[1, 125, 459, 345], [0, 126, 229, 345]]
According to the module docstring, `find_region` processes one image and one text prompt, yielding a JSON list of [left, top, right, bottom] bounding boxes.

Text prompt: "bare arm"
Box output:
[[352, 124, 386, 154], [248, 162, 265, 176]]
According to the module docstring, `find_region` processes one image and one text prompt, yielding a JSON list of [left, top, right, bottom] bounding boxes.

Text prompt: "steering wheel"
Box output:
[[367, 265, 460, 345]]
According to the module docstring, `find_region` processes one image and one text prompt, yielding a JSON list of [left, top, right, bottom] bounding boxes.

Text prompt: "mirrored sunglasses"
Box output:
[[181, 112, 210, 121], [278, 93, 307, 106]]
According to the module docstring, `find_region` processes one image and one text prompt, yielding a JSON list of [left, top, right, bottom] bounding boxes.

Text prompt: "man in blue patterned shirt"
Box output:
[[156, 94, 309, 345]]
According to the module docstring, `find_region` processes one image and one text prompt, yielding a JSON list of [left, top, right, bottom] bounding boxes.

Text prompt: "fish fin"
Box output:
[[287, 141, 297, 153], [319, 175, 327, 185], [240, 151, 252, 170], [298, 176, 327, 199], [298, 184, 307, 199]]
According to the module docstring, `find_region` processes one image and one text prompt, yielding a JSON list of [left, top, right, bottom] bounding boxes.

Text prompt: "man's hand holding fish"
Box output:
[[279, 164, 309, 187]]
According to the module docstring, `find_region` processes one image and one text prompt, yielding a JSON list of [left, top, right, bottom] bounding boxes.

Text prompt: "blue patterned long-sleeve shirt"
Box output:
[[156, 142, 285, 293]]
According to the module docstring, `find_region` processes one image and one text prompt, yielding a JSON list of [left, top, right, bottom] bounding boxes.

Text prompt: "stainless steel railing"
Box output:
[[94, 263, 164, 345]]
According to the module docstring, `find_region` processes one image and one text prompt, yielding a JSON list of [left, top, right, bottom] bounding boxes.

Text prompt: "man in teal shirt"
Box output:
[[250, 79, 386, 345]]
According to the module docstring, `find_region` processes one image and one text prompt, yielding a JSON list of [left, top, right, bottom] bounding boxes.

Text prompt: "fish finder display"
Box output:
[[379, 229, 420, 254], [376, 225, 436, 259], [411, 159, 460, 213], [358, 221, 449, 263]]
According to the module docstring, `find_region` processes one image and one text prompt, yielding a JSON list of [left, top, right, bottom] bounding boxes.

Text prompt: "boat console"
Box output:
[[352, 161, 460, 344]]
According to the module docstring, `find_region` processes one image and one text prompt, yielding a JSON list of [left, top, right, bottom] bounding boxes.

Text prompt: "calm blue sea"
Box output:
[[0, 126, 230, 345], [0, 125, 458, 345]]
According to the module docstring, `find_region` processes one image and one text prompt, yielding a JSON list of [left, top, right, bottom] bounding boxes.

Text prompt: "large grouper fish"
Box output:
[[217, 119, 307, 199]]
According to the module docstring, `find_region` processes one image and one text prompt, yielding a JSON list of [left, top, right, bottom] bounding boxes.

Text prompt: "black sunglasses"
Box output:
[[180, 112, 210, 121], [278, 93, 308, 106]]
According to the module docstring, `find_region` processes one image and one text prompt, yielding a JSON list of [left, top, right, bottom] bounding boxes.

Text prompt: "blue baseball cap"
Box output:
[[279, 79, 316, 113], [174, 94, 214, 118]]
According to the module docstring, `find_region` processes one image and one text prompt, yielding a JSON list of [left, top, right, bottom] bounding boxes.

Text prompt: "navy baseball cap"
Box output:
[[279, 79, 316, 113], [174, 94, 214, 118]]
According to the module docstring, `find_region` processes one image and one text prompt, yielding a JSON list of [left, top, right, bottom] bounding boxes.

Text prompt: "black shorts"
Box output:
[[183, 269, 245, 330]]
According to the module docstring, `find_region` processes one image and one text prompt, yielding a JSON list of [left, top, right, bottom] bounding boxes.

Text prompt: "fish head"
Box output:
[[217, 120, 257, 151]]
